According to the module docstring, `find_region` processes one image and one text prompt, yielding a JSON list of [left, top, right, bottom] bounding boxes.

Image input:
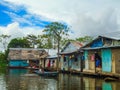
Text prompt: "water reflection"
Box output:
[[0, 69, 120, 90]]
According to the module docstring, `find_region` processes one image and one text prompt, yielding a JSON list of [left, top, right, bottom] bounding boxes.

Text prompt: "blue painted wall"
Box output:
[[9, 60, 29, 67], [91, 39, 103, 48]]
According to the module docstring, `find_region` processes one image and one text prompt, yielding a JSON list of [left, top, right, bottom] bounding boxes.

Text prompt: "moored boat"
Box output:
[[34, 70, 59, 77]]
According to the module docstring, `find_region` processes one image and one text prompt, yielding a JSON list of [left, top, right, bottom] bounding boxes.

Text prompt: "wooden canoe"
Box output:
[[34, 70, 59, 77]]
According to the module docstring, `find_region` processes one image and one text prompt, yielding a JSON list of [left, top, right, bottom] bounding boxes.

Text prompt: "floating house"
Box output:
[[8, 48, 48, 68], [60, 41, 83, 72], [82, 36, 120, 76]]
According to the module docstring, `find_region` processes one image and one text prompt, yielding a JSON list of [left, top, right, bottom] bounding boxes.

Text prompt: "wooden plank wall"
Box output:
[[112, 48, 120, 74], [88, 51, 95, 71]]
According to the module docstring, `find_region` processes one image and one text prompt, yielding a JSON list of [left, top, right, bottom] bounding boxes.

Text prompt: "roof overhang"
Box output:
[[82, 45, 120, 50]]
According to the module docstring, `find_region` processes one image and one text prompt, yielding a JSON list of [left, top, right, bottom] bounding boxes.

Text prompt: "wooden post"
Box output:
[[80, 52, 84, 72], [80, 57, 83, 72]]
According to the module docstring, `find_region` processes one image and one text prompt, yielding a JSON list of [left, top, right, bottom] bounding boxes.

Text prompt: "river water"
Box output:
[[0, 69, 120, 90]]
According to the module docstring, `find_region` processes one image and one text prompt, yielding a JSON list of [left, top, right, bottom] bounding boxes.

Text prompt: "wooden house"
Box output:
[[82, 36, 120, 76], [8, 48, 48, 68], [45, 55, 58, 71], [43, 49, 58, 71], [60, 41, 83, 72]]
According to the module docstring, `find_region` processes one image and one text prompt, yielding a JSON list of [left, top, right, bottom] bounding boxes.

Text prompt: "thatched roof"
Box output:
[[8, 48, 48, 60]]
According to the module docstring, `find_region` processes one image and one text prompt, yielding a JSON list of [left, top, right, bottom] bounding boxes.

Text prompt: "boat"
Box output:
[[34, 70, 59, 77], [21, 74, 39, 77]]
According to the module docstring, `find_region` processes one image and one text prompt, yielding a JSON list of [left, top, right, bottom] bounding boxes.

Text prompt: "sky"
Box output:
[[0, 0, 120, 51]]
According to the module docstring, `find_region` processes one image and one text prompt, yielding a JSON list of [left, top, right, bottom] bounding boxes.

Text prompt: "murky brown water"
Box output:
[[0, 69, 120, 90]]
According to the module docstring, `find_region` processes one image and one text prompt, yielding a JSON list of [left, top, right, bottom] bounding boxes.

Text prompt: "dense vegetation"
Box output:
[[0, 52, 7, 68]]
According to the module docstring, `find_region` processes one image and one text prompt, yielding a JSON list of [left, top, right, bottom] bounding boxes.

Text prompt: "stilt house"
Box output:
[[82, 36, 120, 76], [8, 48, 48, 68], [60, 41, 83, 72]]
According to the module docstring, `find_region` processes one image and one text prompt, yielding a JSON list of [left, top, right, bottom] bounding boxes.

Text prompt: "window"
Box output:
[[64, 57, 66, 62]]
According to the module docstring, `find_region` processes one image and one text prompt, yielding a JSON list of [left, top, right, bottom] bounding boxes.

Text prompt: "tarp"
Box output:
[[91, 39, 103, 48]]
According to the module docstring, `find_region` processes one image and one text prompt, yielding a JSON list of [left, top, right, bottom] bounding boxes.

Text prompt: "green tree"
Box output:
[[60, 38, 75, 49], [8, 38, 30, 48], [76, 36, 93, 43], [0, 52, 6, 67], [40, 34, 53, 49], [43, 22, 69, 70], [25, 34, 38, 48], [36, 35, 43, 48]]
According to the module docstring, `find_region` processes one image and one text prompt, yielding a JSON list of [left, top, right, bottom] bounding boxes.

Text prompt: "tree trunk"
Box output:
[[57, 39, 60, 71]]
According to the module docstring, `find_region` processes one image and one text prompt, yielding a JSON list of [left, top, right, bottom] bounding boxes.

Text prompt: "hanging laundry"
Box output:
[[47, 60, 50, 67], [91, 54, 95, 61]]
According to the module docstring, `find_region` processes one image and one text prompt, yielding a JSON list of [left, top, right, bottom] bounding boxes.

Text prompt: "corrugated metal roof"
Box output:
[[46, 55, 58, 59], [72, 41, 83, 49], [100, 31, 120, 40], [99, 35, 120, 40], [45, 49, 57, 56], [60, 50, 78, 55], [82, 35, 120, 48], [61, 41, 83, 52]]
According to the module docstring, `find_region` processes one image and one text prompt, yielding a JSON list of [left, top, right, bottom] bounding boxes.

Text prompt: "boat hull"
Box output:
[[35, 71, 59, 77]]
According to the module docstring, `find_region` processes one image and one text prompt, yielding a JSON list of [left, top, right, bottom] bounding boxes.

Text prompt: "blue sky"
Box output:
[[0, 1, 51, 28], [0, 0, 120, 38], [0, 2, 12, 26]]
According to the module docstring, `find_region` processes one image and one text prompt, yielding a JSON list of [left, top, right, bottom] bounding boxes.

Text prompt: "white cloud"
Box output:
[[0, 22, 24, 37], [0, 22, 44, 51], [0, 22, 44, 37], [3, 0, 120, 38], [69, 8, 119, 38]]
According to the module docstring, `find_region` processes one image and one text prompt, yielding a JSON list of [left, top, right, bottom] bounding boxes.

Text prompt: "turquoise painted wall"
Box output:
[[9, 60, 29, 67], [102, 49, 112, 72], [84, 51, 89, 69], [84, 51, 88, 60]]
